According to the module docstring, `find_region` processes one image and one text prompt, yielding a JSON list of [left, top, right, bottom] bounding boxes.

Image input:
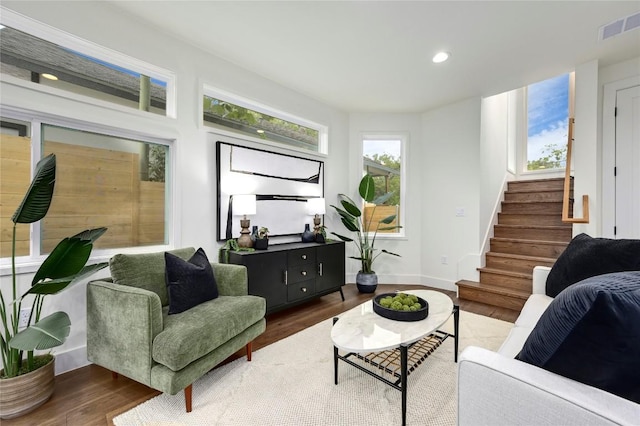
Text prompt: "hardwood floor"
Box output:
[[3, 284, 519, 426]]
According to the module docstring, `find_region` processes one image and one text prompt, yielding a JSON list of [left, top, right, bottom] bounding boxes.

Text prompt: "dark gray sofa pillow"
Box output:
[[165, 248, 218, 314], [545, 233, 640, 297], [517, 271, 640, 403]]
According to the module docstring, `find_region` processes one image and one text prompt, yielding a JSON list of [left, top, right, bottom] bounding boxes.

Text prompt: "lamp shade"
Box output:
[[234, 194, 256, 216], [306, 198, 326, 215]]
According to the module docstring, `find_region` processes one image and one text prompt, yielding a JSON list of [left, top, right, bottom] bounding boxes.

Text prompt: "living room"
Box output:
[[0, 1, 639, 425]]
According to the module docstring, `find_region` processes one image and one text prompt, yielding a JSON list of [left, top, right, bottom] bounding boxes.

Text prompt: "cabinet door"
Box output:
[[242, 252, 287, 311], [316, 243, 345, 293]]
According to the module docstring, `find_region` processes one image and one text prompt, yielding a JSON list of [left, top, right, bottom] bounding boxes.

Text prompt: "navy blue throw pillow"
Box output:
[[545, 233, 640, 297], [165, 247, 218, 314], [517, 271, 640, 403]]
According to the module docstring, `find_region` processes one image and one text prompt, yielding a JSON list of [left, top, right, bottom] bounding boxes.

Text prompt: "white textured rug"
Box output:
[[114, 311, 512, 426]]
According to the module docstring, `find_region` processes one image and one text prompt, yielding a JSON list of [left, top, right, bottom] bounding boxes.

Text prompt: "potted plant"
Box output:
[[330, 174, 401, 293], [255, 227, 269, 250], [0, 154, 108, 419]]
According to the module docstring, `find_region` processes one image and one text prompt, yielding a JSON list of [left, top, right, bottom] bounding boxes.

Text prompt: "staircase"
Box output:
[[457, 178, 573, 311]]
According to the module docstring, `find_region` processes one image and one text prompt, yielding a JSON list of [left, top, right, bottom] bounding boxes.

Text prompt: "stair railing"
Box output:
[[562, 117, 589, 223]]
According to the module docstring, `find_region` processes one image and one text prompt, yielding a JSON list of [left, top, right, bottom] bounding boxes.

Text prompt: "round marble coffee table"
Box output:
[[331, 290, 459, 426]]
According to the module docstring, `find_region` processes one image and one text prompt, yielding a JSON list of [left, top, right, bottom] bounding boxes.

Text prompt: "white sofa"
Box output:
[[458, 266, 640, 426]]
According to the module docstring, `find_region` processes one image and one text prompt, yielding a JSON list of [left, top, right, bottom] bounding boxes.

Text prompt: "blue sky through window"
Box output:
[[527, 73, 569, 165]]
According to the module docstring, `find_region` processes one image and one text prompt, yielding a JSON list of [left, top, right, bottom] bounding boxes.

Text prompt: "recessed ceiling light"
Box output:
[[432, 52, 450, 63], [41, 73, 58, 81]]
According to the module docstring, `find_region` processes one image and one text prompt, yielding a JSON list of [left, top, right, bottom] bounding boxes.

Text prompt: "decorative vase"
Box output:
[[254, 238, 269, 250], [356, 271, 378, 293], [0, 355, 55, 419], [301, 224, 315, 243]]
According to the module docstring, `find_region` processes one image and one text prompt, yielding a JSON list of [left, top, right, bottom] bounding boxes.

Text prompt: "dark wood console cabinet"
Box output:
[[226, 241, 345, 313]]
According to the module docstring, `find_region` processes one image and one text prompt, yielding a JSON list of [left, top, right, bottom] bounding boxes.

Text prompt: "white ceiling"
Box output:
[[108, 1, 640, 113]]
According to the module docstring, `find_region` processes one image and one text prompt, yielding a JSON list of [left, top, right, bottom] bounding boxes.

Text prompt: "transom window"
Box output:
[[203, 88, 327, 154], [0, 19, 175, 117]]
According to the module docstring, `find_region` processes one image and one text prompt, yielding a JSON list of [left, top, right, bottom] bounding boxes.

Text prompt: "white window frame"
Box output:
[[362, 133, 406, 239], [0, 7, 177, 119], [0, 107, 176, 276], [520, 72, 575, 176], [202, 84, 328, 156]]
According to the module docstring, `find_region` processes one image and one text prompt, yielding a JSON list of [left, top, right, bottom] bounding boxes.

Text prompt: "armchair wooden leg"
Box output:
[[246, 341, 253, 361], [185, 384, 192, 413]]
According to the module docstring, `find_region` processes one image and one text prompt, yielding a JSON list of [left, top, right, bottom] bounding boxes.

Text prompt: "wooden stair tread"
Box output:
[[456, 280, 530, 299], [494, 224, 571, 230], [485, 252, 556, 263], [502, 200, 562, 204], [509, 177, 565, 184], [477, 267, 532, 279], [491, 237, 567, 246]]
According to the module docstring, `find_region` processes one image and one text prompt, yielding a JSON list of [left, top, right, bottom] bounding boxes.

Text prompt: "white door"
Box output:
[[615, 85, 640, 238]]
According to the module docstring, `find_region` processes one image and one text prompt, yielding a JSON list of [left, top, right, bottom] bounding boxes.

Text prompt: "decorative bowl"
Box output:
[[372, 293, 429, 321]]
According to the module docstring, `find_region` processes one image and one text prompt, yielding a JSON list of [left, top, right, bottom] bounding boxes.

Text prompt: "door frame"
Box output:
[[602, 76, 640, 238]]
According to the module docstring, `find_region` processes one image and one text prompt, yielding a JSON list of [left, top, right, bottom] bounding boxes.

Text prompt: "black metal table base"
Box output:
[[333, 305, 459, 426]]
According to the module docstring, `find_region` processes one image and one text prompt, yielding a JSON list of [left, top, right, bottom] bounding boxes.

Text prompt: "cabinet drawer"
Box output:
[[287, 248, 316, 266], [287, 279, 315, 302], [287, 264, 317, 284]]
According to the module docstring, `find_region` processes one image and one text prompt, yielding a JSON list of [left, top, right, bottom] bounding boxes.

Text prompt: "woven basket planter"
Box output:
[[0, 356, 55, 419]]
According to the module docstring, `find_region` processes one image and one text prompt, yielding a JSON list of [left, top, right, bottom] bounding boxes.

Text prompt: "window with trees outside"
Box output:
[[362, 136, 404, 236], [526, 73, 572, 171], [0, 120, 170, 259], [203, 92, 327, 154]]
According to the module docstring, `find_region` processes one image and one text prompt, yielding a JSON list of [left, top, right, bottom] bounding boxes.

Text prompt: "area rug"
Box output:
[[113, 310, 513, 426]]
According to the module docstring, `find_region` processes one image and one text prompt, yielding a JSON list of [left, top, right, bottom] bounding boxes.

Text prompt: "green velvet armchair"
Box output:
[[86, 248, 266, 412]]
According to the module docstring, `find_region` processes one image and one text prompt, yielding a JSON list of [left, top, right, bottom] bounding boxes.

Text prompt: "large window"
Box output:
[[203, 88, 327, 154], [0, 17, 175, 117], [362, 135, 404, 236], [526, 73, 571, 171], [0, 120, 170, 259]]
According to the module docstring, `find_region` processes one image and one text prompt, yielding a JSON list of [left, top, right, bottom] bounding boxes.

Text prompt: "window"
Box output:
[[203, 89, 327, 154], [362, 135, 404, 236], [0, 119, 170, 260], [0, 20, 175, 117], [526, 73, 572, 171]]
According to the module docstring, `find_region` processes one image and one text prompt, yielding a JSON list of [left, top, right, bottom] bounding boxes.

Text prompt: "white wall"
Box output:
[[572, 60, 600, 237], [0, 1, 349, 374], [421, 98, 482, 289]]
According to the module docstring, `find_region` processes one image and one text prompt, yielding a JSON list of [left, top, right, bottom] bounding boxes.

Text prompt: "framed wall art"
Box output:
[[216, 141, 324, 241]]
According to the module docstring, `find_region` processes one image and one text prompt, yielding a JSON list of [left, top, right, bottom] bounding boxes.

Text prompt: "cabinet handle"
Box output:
[[301, 270, 307, 276], [284, 270, 288, 285], [318, 262, 323, 276], [301, 254, 307, 260], [301, 287, 307, 293]]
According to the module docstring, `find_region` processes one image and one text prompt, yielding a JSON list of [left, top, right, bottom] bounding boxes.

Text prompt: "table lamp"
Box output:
[[306, 198, 325, 234], [234, 194, 256, 248]]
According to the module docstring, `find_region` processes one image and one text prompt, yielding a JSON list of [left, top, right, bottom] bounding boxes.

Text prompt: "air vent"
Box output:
[[599, 11, 640, 41]]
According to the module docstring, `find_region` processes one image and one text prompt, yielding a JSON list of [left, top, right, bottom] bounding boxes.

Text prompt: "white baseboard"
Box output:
[[53, 345, 90, 375], [345, 274, 457, 292]]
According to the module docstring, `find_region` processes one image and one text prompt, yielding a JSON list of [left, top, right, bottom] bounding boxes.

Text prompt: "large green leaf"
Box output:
[[358, 174, 375, 202], [338, 199, 361, 217], [340, 217, 360, 233], [32, 227, 107, 285], [11, 154, 56, 224], [379, 214, 397, 224], [8, 312, 70, 351], [330, 232, 354, 242], [372, 192, 394, 206], [381, 249, 401, 257], [25, 262, 108, 297]]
